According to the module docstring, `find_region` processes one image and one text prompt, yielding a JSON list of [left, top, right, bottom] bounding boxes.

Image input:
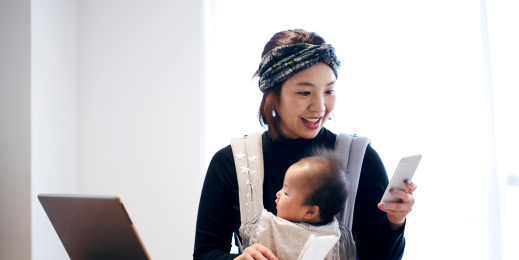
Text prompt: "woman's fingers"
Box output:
[[237, 252, 266, 260], [378, 200, 409, 225], [378, 200, 412, 212], [390, 188, 414, 203], [377, 182, 418, 227], [378, 187, 415, 225], [379, 188, 414, 209], [405, 180, 417, 194], [255, 245, 277, 260], [234, 253, 255, 260], [242, 254, 255, 260], [239, 244, 277, 260], [250, 252, 268, 260]]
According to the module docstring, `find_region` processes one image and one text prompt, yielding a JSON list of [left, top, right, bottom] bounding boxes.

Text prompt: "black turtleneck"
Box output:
[[194, 128, 405, 260]]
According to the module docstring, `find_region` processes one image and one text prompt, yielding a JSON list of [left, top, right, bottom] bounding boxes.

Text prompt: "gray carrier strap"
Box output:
[[230, 132, 265, 223], [334, 133, 371, 260], [335, 133, 371, 228]]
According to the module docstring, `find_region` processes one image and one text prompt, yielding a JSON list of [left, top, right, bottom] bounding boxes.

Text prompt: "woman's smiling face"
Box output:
[[277, 62, 336, 139]]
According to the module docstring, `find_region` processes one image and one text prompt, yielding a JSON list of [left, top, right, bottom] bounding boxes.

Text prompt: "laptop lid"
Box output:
[[38, 194, 150, 260]]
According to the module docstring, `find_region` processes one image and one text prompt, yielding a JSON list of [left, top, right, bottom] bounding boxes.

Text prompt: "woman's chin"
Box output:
[[280, 123, 323, 139], [298, 127, 323, 139]]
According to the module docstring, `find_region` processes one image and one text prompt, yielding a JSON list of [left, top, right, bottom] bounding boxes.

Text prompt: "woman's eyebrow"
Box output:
[[294, 80, 336, 87], [295, 82, 315, 87]]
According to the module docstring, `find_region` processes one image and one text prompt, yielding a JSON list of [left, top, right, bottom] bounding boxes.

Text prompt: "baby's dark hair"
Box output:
[[300, 147, 348, 225]]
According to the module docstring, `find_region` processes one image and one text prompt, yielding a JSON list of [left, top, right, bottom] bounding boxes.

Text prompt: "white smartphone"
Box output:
[[380, 154, 422, 203]]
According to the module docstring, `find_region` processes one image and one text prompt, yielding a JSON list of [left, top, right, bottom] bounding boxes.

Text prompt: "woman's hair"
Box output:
[[256, 29, 326, 141], [300, 147, 347, 225]]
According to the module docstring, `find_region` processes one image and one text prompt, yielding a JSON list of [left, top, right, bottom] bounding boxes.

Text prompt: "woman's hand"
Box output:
[[378, 180, 417, 230], [233, 243, 278, 260]]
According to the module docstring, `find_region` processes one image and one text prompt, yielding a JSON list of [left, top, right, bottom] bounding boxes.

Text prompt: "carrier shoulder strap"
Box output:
[[230, 132, 265, 223], [334, 133, 371, 260], [334, 133, 371, 230]]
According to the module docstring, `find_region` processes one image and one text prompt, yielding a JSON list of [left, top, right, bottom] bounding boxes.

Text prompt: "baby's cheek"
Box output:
[[276, 202, 285, 217]]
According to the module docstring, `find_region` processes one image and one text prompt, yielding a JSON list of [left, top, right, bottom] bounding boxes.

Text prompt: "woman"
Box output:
[[194, 29, 416, 260]]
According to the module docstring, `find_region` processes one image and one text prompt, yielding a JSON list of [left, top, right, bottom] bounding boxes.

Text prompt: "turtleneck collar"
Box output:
[[262, 128, 335, 159]]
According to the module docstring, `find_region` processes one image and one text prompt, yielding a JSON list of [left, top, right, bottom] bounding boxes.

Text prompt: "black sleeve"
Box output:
[[193, 145, 240, 260], [352, 145, 406, 260]]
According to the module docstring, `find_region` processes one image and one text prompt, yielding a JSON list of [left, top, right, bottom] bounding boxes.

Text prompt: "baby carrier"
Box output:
[[231, 132, 371, 260]]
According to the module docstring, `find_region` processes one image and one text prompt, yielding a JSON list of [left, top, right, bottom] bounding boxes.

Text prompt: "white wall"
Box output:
[[77, 1, 205, 259], [31, 0, 78, 259], [1, 1, 204, 259], [0, 0, 32, 259]]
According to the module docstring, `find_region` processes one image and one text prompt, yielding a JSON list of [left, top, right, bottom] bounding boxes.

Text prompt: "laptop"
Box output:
[[38, 194, 150, 260]]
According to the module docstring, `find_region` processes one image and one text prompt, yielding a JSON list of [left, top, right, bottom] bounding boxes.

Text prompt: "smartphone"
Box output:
[[380, 154, 422, 203]]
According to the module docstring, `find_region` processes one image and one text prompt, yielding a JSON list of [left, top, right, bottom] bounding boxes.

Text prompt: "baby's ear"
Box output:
[[303, 205, 320, 220]]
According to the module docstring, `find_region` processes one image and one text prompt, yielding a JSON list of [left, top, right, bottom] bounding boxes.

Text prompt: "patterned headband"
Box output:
[[258, 43, 341, 92]]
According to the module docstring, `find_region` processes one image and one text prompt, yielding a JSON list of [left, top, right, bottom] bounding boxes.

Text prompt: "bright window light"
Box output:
[[204, 1, 518, 259]]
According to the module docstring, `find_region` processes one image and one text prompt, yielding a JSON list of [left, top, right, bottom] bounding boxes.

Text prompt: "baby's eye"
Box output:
[[284, 192, 288, 196], [298, 91, 311, 96]]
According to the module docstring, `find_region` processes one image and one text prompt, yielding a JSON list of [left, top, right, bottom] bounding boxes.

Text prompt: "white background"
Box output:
[[204, 0, 518, 259], [2, 0, 204, 259]]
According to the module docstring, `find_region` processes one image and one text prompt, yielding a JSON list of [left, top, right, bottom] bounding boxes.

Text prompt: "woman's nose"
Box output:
[[309, 93, 325, 113]]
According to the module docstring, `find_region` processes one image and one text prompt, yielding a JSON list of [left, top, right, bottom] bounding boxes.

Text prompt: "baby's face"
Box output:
[[275, 162, 311, 222]]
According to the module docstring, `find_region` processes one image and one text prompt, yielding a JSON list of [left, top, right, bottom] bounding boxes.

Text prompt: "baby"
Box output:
[[242, 148, 348, 259], [275, 147, 348, 226]]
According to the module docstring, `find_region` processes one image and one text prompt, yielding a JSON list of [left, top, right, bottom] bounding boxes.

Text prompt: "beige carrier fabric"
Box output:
[[231, 132, 371, 260], [249, 209, 341, 260], [230, 133, 265, 224]]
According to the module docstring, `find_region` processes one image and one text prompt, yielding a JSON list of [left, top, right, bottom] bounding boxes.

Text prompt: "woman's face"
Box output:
[[277, 62, 336, 139]]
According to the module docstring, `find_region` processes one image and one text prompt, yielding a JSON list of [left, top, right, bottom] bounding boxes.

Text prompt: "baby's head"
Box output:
[[275, 147, 347, 225]]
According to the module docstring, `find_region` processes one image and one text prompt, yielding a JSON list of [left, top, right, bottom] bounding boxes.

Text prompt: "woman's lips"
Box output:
[[301, 117, 321, 129]]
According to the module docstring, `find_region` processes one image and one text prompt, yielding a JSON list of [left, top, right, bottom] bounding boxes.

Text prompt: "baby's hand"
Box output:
[[234, 243, 278, 260]]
